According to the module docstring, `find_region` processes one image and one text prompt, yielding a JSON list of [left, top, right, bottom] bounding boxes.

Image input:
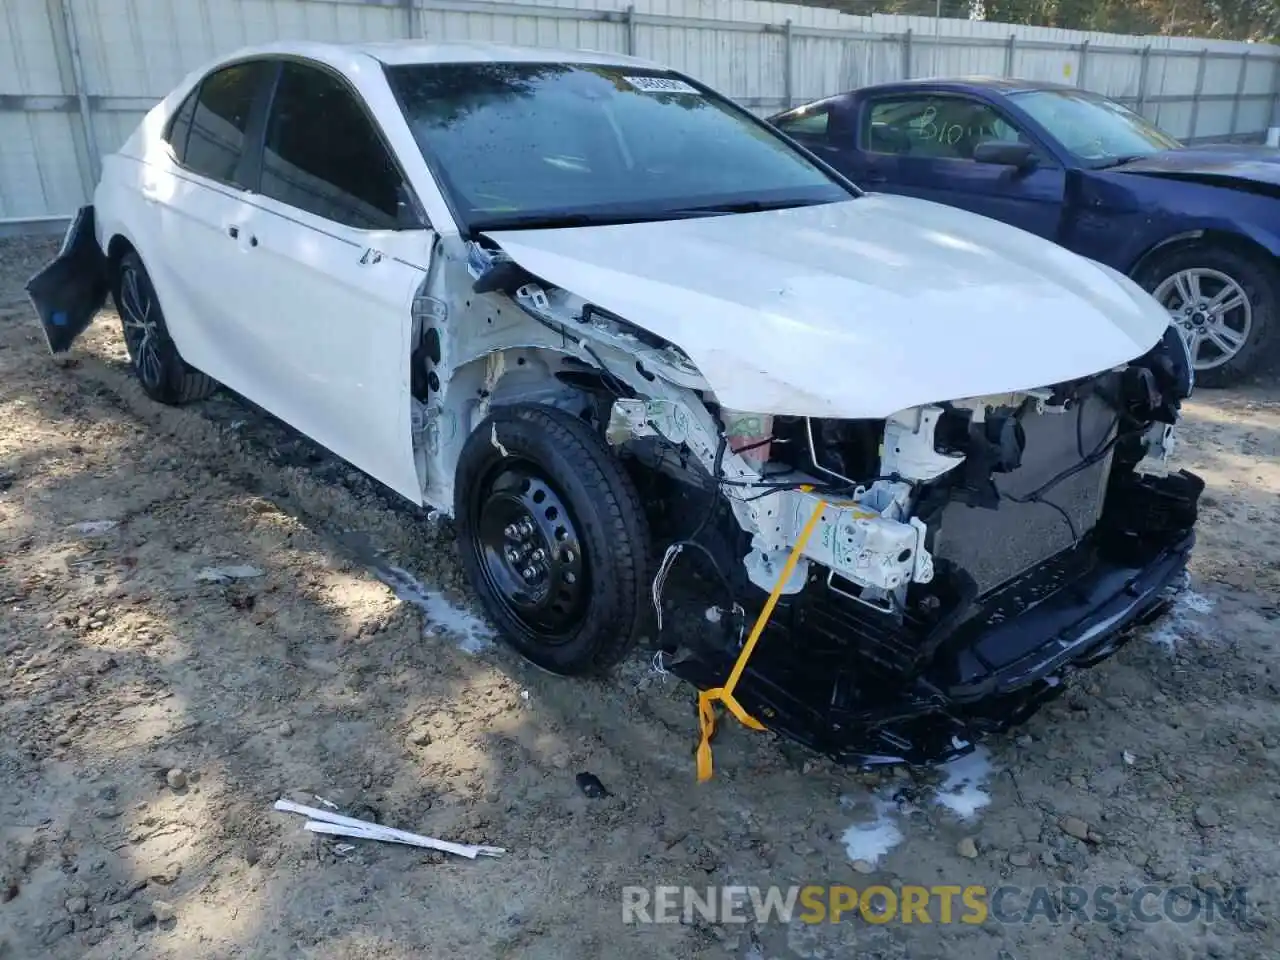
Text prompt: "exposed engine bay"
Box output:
[[408, 239, 1203, 768]]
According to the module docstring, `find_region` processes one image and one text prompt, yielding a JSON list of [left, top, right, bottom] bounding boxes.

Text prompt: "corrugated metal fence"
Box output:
[[2, 0, 1278, 230]]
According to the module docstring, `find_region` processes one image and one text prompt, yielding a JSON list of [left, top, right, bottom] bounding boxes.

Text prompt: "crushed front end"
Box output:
[[630, 326, 1202, 766], [461, 250, 1201, 768]]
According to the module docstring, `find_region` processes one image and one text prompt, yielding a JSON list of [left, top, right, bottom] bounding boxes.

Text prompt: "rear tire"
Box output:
[[1137, 244, 1278, 388], [113, 251, 218, 405], [454, 403, 650, 676]]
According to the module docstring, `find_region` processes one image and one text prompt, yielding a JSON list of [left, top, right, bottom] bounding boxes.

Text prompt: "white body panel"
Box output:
[[91, 42, 437, 503], [487, 196, 1172, 419], [86, 39, 1176, 515], [232, 199, 429, 501]]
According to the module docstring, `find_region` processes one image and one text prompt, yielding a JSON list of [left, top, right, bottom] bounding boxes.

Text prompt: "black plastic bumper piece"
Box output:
[[928, 530, 1194, 701], [25, 205, 110, 354]]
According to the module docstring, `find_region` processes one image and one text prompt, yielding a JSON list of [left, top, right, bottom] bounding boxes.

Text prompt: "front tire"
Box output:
[[113, 251, 218, 405], [1138, 244, 1278, 387], [454, 404, 650, 676]]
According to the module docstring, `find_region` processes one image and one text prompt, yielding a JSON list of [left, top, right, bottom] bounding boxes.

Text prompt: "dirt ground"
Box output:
[[2, 235, 1279, 960]]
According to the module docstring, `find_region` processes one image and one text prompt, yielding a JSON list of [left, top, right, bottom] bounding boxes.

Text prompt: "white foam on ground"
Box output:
[[932, 747, 995, 820], [1179, 590, 1215, 615], [1149, 621, 1181, 652], [840, 792, 903, 866], [374, 565, 494, 653], [1148, 586, 1216, 655]]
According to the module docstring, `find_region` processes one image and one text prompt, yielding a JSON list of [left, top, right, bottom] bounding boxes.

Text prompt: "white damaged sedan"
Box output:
[[28, 41, 1203, 767]]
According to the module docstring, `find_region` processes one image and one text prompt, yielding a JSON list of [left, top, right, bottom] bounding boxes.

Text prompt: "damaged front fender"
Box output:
[[25, 206, 110, 354]]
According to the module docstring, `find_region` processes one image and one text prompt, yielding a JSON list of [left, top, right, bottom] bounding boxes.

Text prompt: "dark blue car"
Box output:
[[770, 79, 1280, 386]]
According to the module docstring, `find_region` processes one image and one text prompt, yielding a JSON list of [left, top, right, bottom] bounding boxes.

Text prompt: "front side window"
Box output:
[[185, 61, 268, 186], [1009, 89, 1180, 164], [260, 62, 406, 229], [774, 104, 831, 140], [865, 96, 1031, 160], [385, 62, 854, 232]]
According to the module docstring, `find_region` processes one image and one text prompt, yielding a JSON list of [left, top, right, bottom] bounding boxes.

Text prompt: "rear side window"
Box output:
[[185, 61, 268, 186], [260, 62, 404, 229], [165, 91, 198, 164]]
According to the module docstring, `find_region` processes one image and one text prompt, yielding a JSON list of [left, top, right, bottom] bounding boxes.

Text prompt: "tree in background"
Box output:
[[821, 0, 1278, 41], [979, 0, 1278, 40]]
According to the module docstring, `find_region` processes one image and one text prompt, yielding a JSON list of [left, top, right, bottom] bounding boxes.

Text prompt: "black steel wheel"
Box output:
[[113, 251, 217, 405], [472, 461, 590, 644], [455, 404, 650, 675]]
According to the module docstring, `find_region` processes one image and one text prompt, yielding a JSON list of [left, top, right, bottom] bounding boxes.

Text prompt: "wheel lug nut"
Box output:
[[530, 548, 546, 562], [505, 524, 518, 538], [522, 566, 537, 580], [506, 548, 520, 563]]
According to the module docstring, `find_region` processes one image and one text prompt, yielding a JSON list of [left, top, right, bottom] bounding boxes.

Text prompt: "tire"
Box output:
[[113, 251, 218, 404], [1136, 244, 1279, 388], [454, 403, 651, 676]]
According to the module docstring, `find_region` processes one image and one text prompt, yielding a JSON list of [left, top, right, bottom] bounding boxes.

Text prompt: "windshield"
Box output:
[[384, 62, 854, 232], [1009, 89, 1180, 164]]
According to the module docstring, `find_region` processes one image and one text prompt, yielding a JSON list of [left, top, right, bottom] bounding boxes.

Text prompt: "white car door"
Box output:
[[230, 59, 428, 504], [142, 60, 274, 389]]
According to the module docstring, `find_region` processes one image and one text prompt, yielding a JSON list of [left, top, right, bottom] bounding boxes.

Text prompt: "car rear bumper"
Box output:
[[25, 205, 110, 354]]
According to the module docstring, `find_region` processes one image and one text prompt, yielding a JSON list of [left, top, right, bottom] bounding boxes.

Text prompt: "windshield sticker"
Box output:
[[623, 76, 701, 95]]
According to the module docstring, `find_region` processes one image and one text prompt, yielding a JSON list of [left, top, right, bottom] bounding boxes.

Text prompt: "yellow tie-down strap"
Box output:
[[696, 497, 827, 782]]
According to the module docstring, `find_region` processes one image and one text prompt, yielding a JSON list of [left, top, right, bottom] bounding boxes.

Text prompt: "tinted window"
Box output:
[[185, 61, 267, 185], [261, 62, 404, 229], [775, 105, 830, 139], [866, 96, 1030, 160], [165, 91, 198, 164], [385, 63, 853, 232], [1009, 89, 1179, 164]]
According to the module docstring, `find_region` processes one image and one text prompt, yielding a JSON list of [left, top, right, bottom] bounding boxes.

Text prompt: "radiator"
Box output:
[[930, 396, 1116, 596]]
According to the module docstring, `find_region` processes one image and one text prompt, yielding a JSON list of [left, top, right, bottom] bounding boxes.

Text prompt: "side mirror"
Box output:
[[973, 141, 1035, 169]]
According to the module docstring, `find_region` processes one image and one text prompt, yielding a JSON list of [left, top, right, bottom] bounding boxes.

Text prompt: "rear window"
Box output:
[[385, 62, 852, 231]]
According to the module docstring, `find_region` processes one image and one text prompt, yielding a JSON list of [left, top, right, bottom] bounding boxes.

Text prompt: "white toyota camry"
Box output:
[[28, 40, 1203, 768]]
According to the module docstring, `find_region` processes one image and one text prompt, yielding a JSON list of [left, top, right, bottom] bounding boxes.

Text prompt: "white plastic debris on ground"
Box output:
[[840, 793, 904, 866], [195, 565, 265, 583], [374, 564, 494, 653], [71, 520, 118, 535], [932, 747, 995, 820], [274, 798, 504, 859]]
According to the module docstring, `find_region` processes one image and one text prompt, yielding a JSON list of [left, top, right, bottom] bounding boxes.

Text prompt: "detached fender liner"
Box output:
[[25, 205, 110, 354]]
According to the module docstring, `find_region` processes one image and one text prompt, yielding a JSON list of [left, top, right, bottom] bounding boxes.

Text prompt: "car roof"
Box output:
[[773, 76, 1089, 115], [856, 76, 1085, 96], [214, 39, 659, 71]]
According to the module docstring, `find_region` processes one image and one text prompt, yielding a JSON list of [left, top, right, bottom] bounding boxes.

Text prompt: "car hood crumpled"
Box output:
[[484, 196, 1170, 419], [1111, 145, 1280, 188]]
